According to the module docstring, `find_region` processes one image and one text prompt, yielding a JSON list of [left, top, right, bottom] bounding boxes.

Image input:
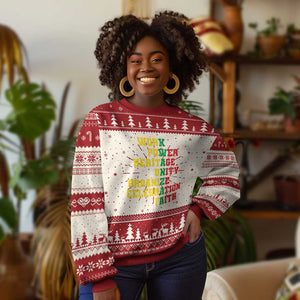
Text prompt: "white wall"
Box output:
[[0, 0, 210, 232]]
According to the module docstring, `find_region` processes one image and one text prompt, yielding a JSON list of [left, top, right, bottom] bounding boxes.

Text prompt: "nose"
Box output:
[[140, 60, 153, 72]]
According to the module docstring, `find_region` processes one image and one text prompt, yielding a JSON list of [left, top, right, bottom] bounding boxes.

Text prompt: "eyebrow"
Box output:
[[129, 51, 165, 57]]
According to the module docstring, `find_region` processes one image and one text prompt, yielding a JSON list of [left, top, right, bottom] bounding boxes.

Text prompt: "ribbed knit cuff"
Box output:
[[92, 279, 117, 293], [190, 203, 203, 221]]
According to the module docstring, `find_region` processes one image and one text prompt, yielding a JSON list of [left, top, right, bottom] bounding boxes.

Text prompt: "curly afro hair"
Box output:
[[94, 11, 207, 105]]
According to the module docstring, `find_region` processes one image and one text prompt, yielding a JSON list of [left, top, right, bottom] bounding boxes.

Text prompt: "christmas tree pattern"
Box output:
[[111, 114, 118, 126], [128, 116, 135, 127], [200, 122, 208, 132], [163, 118, 170, 129], [104, 217, 186, 247], [72, 232, 108, 250], [179, 214, 185, 230], [126, 223, 134, 240], [145, 117, 152, 128], [181, 120, 188, 131]]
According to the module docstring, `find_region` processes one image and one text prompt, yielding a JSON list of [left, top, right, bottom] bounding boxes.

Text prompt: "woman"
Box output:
[[71, 11, 240, 300]]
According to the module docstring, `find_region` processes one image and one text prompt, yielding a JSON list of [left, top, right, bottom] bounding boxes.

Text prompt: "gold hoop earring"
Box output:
[[163, 74, 180, 94], [119, 76, 135, 97]]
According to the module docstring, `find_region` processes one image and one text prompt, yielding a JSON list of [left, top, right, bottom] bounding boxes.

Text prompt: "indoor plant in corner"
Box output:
[[249, 17, 286, 57], [268, 76, 300, 132], [0, 79, 58, 299]]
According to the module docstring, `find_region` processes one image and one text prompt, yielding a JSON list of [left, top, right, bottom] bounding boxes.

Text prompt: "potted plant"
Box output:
[[268, 76, 300, 132], [0, 80, 58, 299], [0, 78, 80, 299], [249, 17, 286, 57]]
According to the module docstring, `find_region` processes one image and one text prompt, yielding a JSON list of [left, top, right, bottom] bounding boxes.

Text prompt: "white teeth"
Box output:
[[140, 77, 155, 82]]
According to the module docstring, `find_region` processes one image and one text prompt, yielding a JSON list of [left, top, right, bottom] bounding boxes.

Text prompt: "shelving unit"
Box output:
[[209, 56, 300, 136], [208, 3, 300, 220], [209, 56, 300, 219]]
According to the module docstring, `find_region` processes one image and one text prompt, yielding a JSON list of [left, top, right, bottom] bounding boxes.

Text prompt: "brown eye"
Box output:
[[130, 55, 141, 64], [152, 58, 162, 63], [152, 55, 163, 63]]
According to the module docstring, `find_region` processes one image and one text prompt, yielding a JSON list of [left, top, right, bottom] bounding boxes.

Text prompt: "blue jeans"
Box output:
[[79, 232, 207, 300]]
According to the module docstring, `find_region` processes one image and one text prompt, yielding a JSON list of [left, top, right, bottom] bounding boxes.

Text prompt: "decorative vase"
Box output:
[[274, 175, 300, 210], [284, 116, 300, 132], [284, 95, 300, 132], [0, 235, 34, 300], [257, 35, 286, 57], [222, 5, 244, 55]]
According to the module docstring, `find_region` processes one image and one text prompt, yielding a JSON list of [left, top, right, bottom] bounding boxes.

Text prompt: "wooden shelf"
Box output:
[[221, 129, 300, 140], [209, 55, 300, 65], [236, 201, 300, 219]]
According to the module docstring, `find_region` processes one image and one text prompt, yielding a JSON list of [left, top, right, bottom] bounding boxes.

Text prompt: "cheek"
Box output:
[[162, 69, 171, 85], [126, 67, 136, 86]]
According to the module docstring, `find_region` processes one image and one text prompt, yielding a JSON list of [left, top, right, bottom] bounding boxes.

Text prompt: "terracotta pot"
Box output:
[[222, 5, 244, 55], [274, 175, 300, 210], [0, 236, 34, 300], [257, 35, 285, 57], [284, 96, 300, 132], [284, 116, 300, 132]]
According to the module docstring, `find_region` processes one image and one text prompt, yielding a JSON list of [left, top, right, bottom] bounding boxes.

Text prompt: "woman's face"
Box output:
[[126, 36, 170, 102]]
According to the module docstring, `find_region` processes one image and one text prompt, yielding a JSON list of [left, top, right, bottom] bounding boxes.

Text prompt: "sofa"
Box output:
[[203, 219, 300, 300]]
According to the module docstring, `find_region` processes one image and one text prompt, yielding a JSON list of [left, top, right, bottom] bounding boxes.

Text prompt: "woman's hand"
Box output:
[[93, 286, 121, 300], [182, 210, 201, 243]]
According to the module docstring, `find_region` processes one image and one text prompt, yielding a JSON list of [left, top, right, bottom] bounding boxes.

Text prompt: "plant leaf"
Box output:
[[9, 156, 23, 189], [3, 80, 56, 142], [0, 225, 5, 244], [0, 196, 17, 231], [18, 157, 59, 190]]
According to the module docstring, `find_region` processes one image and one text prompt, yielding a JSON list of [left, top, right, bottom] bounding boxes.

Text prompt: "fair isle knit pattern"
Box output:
[[71, 98, 240, 287]]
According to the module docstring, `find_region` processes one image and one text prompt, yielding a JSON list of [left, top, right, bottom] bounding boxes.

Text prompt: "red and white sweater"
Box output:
[[71, 98, 240, 292]]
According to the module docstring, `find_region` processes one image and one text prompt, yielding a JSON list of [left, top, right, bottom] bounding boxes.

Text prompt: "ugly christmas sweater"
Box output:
[[71, 98, 240, 292]]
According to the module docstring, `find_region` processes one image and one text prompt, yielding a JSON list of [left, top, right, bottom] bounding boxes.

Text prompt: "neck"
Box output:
[[127, 92, 165, 109]]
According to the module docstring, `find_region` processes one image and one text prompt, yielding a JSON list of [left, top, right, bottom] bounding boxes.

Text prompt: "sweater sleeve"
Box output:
[[71, 110, 117, 290], [191, 131, 240, 220]]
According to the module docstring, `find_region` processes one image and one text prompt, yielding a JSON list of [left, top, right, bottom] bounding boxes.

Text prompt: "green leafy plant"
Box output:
[[248, 18, 287, 57], [249, 17, 282, 37], [202, 209, 256, 270], [269, 79, 300, 120], [179, 100, 204, 116], [0, 78, 78, 298], [0, 80, 58, 242], [269, 88, 296, 118]]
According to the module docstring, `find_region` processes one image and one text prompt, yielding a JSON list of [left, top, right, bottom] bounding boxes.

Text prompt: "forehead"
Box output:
[[131, 36, 167, 54]]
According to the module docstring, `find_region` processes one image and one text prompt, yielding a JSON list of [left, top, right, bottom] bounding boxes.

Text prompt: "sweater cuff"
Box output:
[[92, 279, 117, 293], [190, 203, 203, 221]]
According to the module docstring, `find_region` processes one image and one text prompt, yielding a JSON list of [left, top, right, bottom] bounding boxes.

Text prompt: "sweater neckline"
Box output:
[[119, 98, 172, 114]]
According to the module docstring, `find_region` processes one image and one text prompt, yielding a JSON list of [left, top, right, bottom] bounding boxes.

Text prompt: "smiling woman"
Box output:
[[73, 11, 240, 300]]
